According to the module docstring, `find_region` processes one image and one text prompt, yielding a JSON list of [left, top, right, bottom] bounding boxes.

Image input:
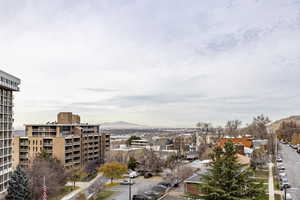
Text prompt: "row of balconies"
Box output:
[[65, 147, 80, 153], [32, 129, 56, 132]]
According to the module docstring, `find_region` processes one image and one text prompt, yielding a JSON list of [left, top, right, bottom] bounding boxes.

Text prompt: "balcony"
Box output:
[[19, 155, 28, 159], [44, 149, 53, 153], [20, 148, 28, 152], [65, 148, 73, 153], [72, 142, 81, 146], [65, 143, 73, 146], [43, 142, 53, 146]]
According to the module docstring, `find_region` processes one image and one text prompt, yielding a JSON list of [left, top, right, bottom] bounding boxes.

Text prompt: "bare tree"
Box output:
[[225, 120, 242, 137], [138, 149, 163, 173], [26, 157, 68, 200], [107, 150, 129, 164], [216, 126, 224, 139], [176, 166, 194, 181], [252, 114, 271, 139], [197, 144, 209, 160]]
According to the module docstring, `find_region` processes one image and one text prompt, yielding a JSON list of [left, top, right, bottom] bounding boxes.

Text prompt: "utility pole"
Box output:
[[275, 130, 278, 157], [129, 177, 132, 200], [284, 185, 287, 200]]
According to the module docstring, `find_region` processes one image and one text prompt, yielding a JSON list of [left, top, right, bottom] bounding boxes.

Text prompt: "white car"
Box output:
[[129, 171, 139, 178], [279, 172, 287, 181], [277, 164, 285, 170]]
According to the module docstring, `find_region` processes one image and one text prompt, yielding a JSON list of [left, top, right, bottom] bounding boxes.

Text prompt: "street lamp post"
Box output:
[[284, 185, 287, 200], [129, 177, 132, 200]]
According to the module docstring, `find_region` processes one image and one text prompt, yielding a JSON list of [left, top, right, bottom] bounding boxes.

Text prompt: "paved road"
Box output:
[[280, 144, 300, 200], [108, 176, 162, 200]]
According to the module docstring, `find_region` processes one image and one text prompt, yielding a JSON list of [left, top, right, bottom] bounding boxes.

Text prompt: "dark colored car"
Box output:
[[152, 185, 167, 194], [144, 172, 153, 178], [144, 191, 160, 199], [172, 180, 180, 187], [158, 182, 172, 188]]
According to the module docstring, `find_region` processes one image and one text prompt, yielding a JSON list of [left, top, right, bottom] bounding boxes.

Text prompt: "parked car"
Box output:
[[151, 185, 167, 196], [276, 158, 283, 162], [291, 145, 298, 149], [277, 164, 285, 170], [129, 171, 139, 178], [172, 180, 180, 187], [278, 172, 287, 181], [133, 194, 153, 200], [120, 180, 134, 185], [158, 182, 172, 188], [280, 178, 291, 190], [144, 191, 160, 199], [144, 172, 153, 179]]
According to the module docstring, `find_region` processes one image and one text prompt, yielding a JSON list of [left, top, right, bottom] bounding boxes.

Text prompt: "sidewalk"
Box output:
[[61, 174, 104, 200], [269, 163, 275, 200]]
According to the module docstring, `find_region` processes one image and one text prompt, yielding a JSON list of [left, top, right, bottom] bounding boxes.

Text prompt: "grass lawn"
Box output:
[[275, 194, 282, 200], [254, 169, 269, 179], [95, 189, 117, 200], [274, 175, 280, 190], [49, 186, 80, 200], [105, 182, 120, 187]]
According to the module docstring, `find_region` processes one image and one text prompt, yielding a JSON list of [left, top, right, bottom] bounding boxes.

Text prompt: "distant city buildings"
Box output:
[[12, 112, 110, 169], [0, 70, 20, 196]]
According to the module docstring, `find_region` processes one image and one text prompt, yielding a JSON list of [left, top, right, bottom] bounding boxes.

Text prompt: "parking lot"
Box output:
[[279, 144, 300, 200], [107, 176, 163, 200]]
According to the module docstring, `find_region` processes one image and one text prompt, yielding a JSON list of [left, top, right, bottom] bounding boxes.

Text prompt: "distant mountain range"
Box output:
[[14, 129, 25, 136], [101, 121, 148, 129]]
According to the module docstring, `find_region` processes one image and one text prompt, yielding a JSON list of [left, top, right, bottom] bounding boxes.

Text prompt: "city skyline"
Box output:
[[2, 0, 300, 128]]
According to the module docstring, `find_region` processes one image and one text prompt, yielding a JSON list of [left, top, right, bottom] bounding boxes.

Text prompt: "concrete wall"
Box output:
[[12, 136, 20, 169], [53, 138, 66, 165]]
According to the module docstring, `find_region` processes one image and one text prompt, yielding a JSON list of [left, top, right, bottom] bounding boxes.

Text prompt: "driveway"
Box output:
[[279, 144, 300, 200], [108, 176, 163, 200]]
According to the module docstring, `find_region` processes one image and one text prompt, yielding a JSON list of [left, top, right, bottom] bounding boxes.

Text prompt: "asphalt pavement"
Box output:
[[108, 176, 163, 200], [279, 144, 300, 200]]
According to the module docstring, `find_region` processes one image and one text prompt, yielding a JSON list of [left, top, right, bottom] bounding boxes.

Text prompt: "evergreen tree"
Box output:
[[6, 166, 31, 200], [128, 156, 138, 170], [188, 141, 266, 200]]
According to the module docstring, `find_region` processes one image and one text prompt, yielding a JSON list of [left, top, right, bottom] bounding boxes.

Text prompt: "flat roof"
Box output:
[[0, 69, 21, 91], [185, 170, 208, 184]]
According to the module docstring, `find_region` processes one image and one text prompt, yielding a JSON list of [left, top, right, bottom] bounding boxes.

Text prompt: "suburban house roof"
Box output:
[[217, 137, 253, 148], [236, 153, 251, 166]]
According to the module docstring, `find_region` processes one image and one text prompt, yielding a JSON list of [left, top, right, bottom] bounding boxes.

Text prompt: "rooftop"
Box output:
[[185, 170, 208, 184], [0, 69, 21, 91], [217, 137, 253, 148]]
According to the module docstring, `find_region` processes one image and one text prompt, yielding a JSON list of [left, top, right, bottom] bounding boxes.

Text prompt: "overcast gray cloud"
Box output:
[[1, 0, 300, 128]]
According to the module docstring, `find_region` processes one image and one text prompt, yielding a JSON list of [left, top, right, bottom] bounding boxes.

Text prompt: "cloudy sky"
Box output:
[[1, 0, 300, 128]]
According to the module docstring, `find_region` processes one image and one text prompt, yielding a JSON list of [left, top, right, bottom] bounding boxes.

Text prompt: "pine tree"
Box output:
[[188, 141, 266, 200], [128, 156, 138, 170], [6, 166, 31, 200]]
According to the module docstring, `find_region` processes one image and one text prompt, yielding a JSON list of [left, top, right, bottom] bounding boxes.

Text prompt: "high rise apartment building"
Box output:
[[12, 112, 110, 169], [0, 70, 20, 196]]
